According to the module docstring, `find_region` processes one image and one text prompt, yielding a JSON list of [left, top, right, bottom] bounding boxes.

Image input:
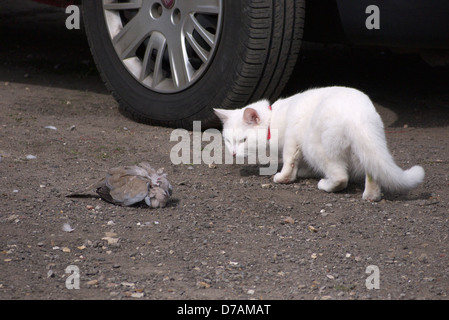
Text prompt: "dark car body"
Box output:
[[305, 0, 449, 49], [35, 0, 449, 49], [34, 0, 76, 7]]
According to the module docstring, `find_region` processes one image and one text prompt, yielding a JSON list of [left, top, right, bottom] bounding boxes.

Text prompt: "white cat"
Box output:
[[214, 86, 425, 201]]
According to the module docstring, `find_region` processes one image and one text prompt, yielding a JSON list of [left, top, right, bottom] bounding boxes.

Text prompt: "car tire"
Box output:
[[82, 0, 305, 129]]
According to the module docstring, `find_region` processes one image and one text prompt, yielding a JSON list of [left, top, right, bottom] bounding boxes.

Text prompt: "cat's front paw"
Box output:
[[273, 173, 291, 184]]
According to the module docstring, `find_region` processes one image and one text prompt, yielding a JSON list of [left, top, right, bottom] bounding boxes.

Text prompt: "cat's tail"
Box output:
[[350, 123, 425, 193]]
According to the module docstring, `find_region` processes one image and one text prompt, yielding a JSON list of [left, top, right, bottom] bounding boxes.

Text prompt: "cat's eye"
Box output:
[[239, 138, 247, 144]]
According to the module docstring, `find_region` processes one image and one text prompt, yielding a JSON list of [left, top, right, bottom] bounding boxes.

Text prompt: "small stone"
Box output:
[[102, 237, 119, 246], [87, 279, 99, 286], [197, 281, 210, 289], [104, 232, 118, 238], [247, 289, 255, 295], [261, 183, 273, 189], [6, 214, 19, 222], [418, 253, 428, 263], [283, 216, 295, 224], [62, 247, 71, 253], [308, 225, 318, 233], [131, 292, 145, 298], [121, 282, 135, 288]]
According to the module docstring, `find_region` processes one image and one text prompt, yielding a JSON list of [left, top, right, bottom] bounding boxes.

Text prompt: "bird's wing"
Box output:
[[104, 166, 151, 206]]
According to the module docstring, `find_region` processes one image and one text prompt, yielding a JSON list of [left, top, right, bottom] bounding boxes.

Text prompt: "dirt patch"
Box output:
[[0, 2, 448, 300]]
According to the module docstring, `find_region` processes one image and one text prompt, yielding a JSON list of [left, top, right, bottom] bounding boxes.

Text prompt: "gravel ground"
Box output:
[[0, 2, 448, 300]]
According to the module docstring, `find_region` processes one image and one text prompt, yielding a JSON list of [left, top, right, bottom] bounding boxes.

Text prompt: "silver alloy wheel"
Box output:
[[103, 0, 223, 93]]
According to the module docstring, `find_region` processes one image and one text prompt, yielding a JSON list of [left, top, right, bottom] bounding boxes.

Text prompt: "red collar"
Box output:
[[267, 105, 272, 140]]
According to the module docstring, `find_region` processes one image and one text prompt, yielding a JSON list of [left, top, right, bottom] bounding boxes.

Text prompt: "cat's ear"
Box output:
[[214, 108, 231, 123], [243, 108, 260, 125]]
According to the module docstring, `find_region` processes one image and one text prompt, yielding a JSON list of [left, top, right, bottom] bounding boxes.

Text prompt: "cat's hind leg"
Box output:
[[362, 174, 382, 201], [317, 162, 349, 193], [273, 142, 301, 184]]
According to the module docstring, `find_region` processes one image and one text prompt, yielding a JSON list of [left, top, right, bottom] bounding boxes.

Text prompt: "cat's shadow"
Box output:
[[239, 163, 283, 177], [382, 192, 432, 202], [238, 165, 431, 202]]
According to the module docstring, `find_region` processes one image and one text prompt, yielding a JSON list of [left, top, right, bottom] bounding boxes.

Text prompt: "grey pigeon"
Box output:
[[94, 162, 172, 208]]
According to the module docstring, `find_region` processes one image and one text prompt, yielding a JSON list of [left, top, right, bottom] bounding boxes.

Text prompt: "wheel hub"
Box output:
[[103, 0, 223, 93]]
